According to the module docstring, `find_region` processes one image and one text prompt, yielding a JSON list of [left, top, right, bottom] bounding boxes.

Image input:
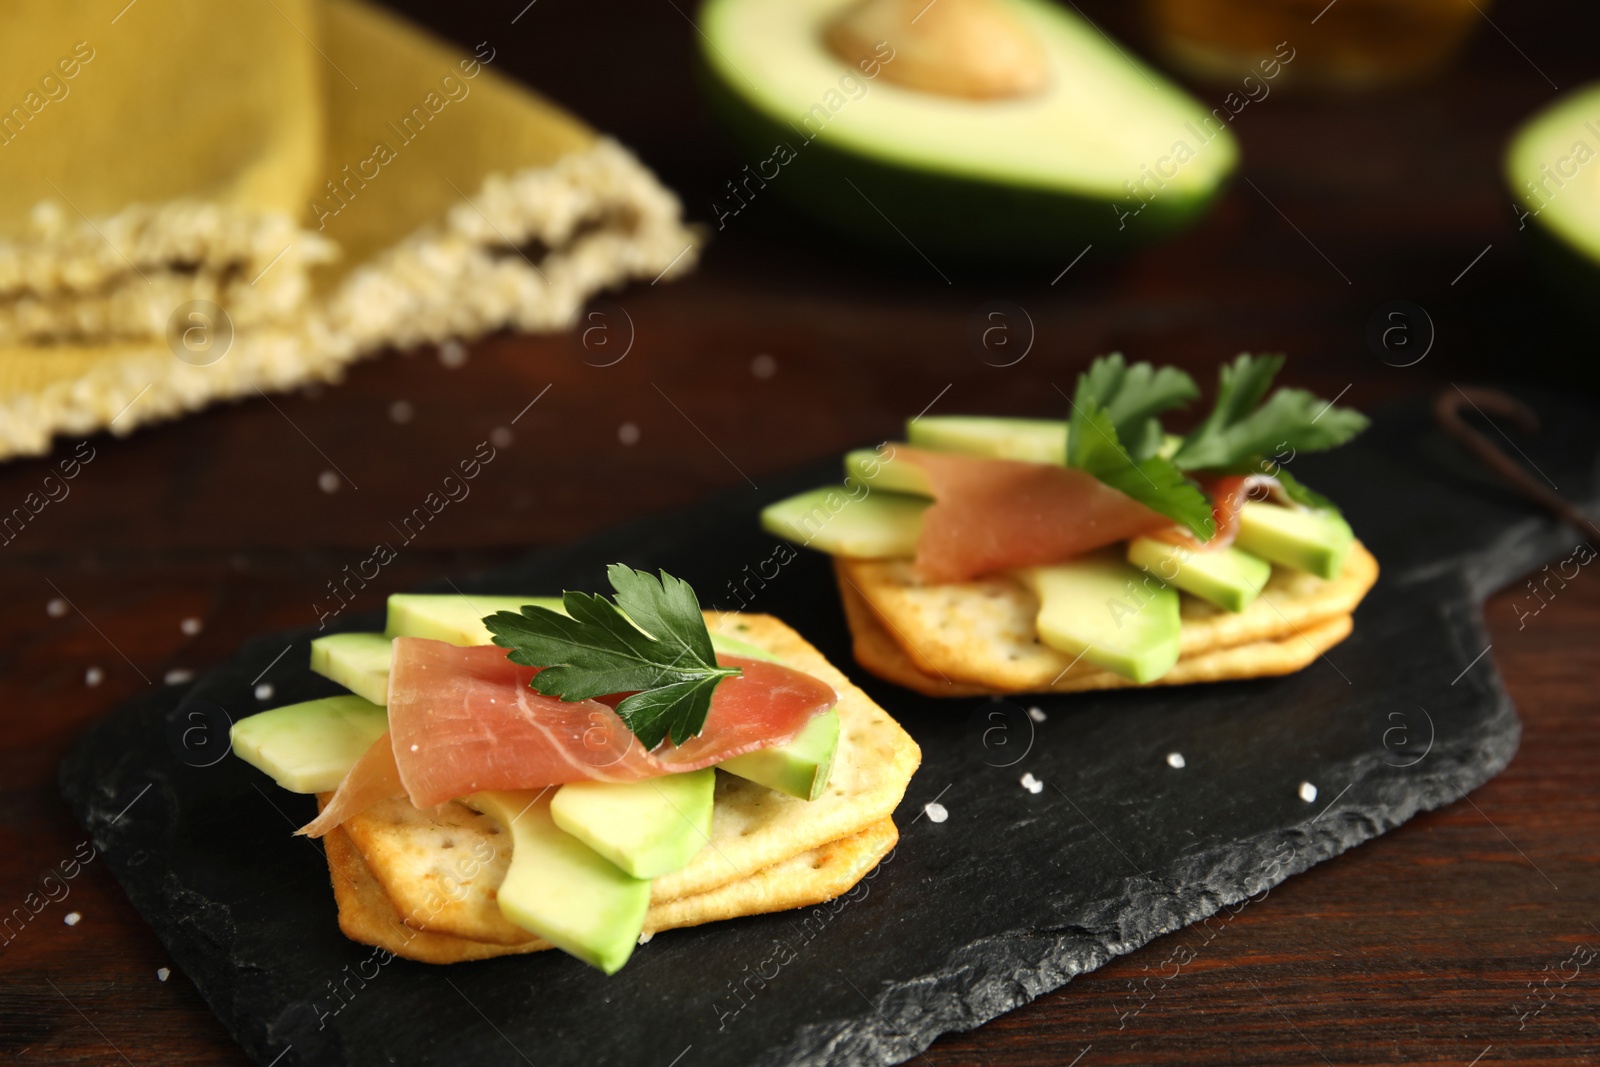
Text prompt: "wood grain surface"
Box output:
[[2, 0, 1597, 1063]]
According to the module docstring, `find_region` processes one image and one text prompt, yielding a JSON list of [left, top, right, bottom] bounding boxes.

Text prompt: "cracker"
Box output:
[[842, 573, 1355, 696], [335, 612, 920, 948], [836, 541, 1376, 693], [325, 817, 899, 964]]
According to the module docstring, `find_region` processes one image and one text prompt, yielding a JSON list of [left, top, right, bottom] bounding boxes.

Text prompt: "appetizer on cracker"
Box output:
[[763, 355, 1378, 696], [230, 566, 920, 973]]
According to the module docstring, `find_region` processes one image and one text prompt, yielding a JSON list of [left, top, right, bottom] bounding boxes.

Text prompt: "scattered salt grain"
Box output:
[[156, 968, 170, 982], [618, 422, 640, 446], [180, 617, 203, 636], [85, 666, 104, 687], [490, 426, 513, 449], [1299, 781, 1318, 803], [47, 598, 68, 618], [1020, 773, 1044, 794], [411, 744, 420, 752], [318, 470, 340, 494], [254, 683, 274, 701], [63, 912, 81, 926], [751, 353, 777, 379], [164, 668, 194, 686], [1027, 706, 1046, 723], [438, 340, 467, 368], [1167, 752, 1186, 769], [389, 400, 414, 424], [923, 801, 948, 823]]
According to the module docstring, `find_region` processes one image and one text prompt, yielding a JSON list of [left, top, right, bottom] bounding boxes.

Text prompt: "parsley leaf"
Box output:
[[1072, 353, 1199, 462], [483, 564, 739, 750], [1067, 370, 1213, 541], [1174, 355, 1369, 472]]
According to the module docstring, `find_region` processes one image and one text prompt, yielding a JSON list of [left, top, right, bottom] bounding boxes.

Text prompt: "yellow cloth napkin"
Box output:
[[0, 0, 698, 457]]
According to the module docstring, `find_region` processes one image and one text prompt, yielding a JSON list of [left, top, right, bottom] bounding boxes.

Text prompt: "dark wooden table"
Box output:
[[4, 1, 1598, 1063]]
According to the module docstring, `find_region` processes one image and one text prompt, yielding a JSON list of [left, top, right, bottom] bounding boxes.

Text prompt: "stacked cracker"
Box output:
[[318, 615, 920, 963], [837, 544, 1378, 697]]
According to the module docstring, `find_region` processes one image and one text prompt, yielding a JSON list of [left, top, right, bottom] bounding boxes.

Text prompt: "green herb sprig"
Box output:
[[484, 565, 737, 750]]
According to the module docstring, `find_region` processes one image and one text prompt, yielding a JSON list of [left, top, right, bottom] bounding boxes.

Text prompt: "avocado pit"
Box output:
[[823, 0, 1050, 101]]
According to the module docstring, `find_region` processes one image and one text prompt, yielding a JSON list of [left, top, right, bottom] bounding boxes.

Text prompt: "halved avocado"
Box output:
[[1507, 82, 1600, 332], [697, 0, 1237, 262]]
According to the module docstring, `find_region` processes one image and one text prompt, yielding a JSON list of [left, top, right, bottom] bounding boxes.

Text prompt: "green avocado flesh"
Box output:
[[464, 791, 650, 975], [384, 593, 565, 646], [551, 769, 714, 880], [1507, 83, 1600, 276], [761, 487, 926, 558], [310, 632, 392, 705], [717, 709, 841, 802], [230, 695, 388, 793], [1233, 502, 1352, 581], [906, 416, 1067, 465], [1126, 536, 1272, 613], [697, 0, 1236, 260], [1018, 551, 1181, 683], [844, 449, 933, 496], [324, 600, 842, 800]]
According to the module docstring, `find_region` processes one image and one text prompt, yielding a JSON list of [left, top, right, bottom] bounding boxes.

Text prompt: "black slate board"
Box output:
[[60, 388, 1600, 1067]]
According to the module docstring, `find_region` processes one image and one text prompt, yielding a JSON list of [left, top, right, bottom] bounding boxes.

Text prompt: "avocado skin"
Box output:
[[697, 59, 1231, 266]]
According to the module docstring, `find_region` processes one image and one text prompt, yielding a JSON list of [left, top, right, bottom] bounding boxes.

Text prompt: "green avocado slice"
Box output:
[[760, 486, 925, 558], [309, 632, 393, 705], [1126, 536, 1272, 613], [550, 770, 715, 879], [844, 448, 933, 496], [1233, 502, 1353, 580], [697, 0, 1236, 261], [906, 416, 1067, 465], [229, 695, 388, 793], [384, 593, 565, 647], [1018, 550, 1181, 683], [464, 790, 650, 975]]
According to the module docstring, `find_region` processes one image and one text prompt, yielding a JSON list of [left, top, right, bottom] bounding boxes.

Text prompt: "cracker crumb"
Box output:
[[637, 931, 653, 945]]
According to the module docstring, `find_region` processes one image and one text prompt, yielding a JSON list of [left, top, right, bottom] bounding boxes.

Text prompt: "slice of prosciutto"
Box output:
[[1149, 473, 1291, 552], [898, 446, 1173, 583], [299, 638, 836, 837]]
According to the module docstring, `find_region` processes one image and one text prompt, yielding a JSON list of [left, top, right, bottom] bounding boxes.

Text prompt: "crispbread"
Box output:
[[837, 542, 1376, 695], [325, 816, 900, 964], [328, 612, 920, 957]]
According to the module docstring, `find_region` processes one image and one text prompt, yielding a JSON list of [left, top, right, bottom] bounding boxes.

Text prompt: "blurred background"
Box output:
[[4, 0, 1598, 1063]]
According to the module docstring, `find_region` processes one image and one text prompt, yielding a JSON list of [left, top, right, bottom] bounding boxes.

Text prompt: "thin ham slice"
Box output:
[[299, 730, 402, 838], [299, 638, 836, 836], [1149, 473, 1290, 552], [899, 446, 1173, 583]]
